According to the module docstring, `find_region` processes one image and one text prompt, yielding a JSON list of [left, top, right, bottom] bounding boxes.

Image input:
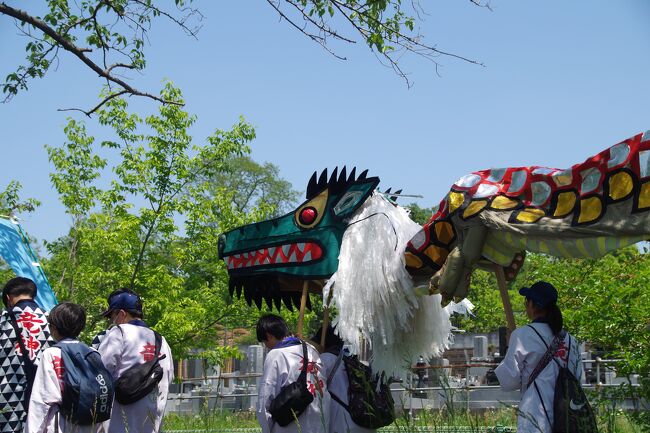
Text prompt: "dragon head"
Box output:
[[218, 167, 380, 310]]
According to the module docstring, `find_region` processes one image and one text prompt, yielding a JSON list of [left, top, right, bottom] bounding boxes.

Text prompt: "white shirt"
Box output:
[[494, 323, 583, 433], [97, 323, 174, 433], [25, 341, 102, 433], [321, 352, 376, 433], [256, 341, 329, 433]]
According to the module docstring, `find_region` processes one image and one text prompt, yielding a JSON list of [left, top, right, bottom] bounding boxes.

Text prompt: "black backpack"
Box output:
[[528, 326, 598, 433], [552, 342, 598, 433], [114, 330, 166, 405], [329, 353, 395, 429], [57, 341, 115, 425], [268, 341, 314, 426]]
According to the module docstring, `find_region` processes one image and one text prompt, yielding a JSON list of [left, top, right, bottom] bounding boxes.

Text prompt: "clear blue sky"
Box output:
[[1, 1, 649, 247]]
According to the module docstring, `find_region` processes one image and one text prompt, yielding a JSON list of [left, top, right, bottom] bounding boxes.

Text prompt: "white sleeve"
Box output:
[[494, 329, 526, 392], [162, 338, 174, 385], [25, 349, 60, 433], [256, 353, 278, 433], [97, 327, 123, 378]]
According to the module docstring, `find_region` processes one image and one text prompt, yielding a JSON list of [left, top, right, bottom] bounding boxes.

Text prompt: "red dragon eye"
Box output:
[[299, 207, 317, 225]]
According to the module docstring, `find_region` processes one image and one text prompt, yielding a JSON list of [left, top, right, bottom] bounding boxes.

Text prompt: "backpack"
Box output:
[[527, 326, 598, 433], [329, 353, 395, 429], [114, 329, 166, 405], [268, 341, 314, 426], [56, 341, 115, 425]]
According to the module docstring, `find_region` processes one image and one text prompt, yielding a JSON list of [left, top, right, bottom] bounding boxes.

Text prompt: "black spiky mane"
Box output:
[[305, 167, 370, 200]]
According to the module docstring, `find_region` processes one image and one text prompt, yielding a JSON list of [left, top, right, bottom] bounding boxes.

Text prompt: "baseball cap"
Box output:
[[101, 291, 142, 317], [519, 280, 558, 308]]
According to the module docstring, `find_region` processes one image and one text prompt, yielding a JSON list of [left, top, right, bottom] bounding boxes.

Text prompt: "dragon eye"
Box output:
[[299, 207, 317, 225], [294, 189, 328, 229]]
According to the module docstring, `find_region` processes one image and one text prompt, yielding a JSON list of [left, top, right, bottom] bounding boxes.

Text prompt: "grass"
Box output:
[[163, 407, 646, 432]]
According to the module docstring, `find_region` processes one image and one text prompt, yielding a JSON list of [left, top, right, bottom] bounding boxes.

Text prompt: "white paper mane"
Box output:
[[323, 192, 453, 374]]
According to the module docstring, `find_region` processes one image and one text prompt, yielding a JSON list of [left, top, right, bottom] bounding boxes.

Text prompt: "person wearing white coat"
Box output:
[[26, 302, 102, 433], [314, 325, 375, 433], [256, 314, 328, 433], [96, 289, 174, 433], [495, 281, 584, 433]]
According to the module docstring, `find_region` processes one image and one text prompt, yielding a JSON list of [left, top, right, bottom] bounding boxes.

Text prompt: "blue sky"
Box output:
[[1, 1, 649, 246]]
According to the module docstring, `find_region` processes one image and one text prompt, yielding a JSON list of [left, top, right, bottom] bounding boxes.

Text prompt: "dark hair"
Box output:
[[107, 288, 143, 318], [48, 302, 86, 339], [312, 324, 343, 354], [529, 298, 563, 335], [256, 314, 289, 342], [545, 303, 564, 335], [2, 277, 37, 307]]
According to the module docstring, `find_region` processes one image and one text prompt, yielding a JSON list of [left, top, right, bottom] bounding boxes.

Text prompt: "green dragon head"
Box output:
[[218, 167, 380, 310]]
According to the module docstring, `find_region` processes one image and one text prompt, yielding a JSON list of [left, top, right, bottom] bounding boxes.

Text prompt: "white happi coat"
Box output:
[[0, 300, 53, 433], [96, 323, 173, 433], [25, 341, 102, 433], [257, 341, 329, 433], [321, 352, 376, 433], [494, 323, 584, 433]]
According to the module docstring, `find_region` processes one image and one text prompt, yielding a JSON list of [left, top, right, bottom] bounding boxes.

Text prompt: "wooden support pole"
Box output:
[[494, 265, 516, 336], [320, 306, 330, 349], [296, 280, 309, 338]]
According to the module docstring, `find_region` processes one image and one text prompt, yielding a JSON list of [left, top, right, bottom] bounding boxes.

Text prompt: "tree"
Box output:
[[405, 202, 436, 226], [455, 249, 650, 377], [1, 1, 486, 114], [43, 83, 299, 358]]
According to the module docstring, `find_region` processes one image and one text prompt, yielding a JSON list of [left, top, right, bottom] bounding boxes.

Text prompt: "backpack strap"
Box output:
[[298, 341, 308, 383], [327, 349, 345, 387], [526, 325, 562, 388]]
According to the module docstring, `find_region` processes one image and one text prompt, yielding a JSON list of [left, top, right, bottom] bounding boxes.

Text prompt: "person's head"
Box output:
[[102, 288, 143, 325], [256, 314, 290, 349], [2, 277, 37, 308], [519, 280, 563, 335], [48, 302, 86, 341], [312, 324, 343, 354]]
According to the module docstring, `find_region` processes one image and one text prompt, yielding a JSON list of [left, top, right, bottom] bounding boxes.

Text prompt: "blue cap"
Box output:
[[519, 281, 558, 308], [102, 291, 142, 316]]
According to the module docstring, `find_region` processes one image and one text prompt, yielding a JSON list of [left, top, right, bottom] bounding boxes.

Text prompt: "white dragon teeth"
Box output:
[[282, 244, 291, 257], [303, 250, 312, 261], [296, 242, 305, 252], [268, 247, 276, 257], [288, 251, 297, 263]]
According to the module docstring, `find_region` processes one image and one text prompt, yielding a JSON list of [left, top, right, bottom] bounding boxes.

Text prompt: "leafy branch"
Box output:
[[1, 1, 202, 115], [266, 0, 486, 86]]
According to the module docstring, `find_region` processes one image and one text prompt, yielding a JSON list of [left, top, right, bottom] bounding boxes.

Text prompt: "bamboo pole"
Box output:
[[296, 280, 309, 338], [494, 265, 516, 336], [320, 306, 330, 349]]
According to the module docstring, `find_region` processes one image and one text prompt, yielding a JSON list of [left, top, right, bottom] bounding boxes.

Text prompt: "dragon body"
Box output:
[[218, 130, 650, 371]]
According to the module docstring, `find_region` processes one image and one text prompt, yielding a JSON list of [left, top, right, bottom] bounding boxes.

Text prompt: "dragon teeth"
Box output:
[[288, 251, 297, 263], [268, 247, 276, 257], [303, 250, 312, 261], [296, 242, 305, 253], [282, 244, 291, 257]]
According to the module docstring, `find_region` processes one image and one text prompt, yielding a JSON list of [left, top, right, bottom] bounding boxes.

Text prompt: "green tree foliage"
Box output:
[[455, 249, 650, 376], [0, 181, 41, 216], [405, 202, 436, 225], [43, 83, 299, 359], [1, 1, 485, 113]]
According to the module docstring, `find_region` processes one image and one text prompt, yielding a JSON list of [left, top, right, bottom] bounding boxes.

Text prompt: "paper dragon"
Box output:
[[218, 130, 650, 371]]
